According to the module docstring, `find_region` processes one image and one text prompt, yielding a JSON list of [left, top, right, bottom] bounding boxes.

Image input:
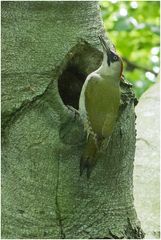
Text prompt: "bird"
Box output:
[[79, 35, 123, 178]]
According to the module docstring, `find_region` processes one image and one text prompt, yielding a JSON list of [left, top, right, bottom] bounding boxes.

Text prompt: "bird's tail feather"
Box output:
[[80, 135, 98, 178]]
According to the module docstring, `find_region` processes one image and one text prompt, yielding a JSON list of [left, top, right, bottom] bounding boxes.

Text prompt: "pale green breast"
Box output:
[[84, 75, 120, 138]]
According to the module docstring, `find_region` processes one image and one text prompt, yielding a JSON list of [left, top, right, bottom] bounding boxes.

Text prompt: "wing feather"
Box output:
[[84, 75, 120, 138]]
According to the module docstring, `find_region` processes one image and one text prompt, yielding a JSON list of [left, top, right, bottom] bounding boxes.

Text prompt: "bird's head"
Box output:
[[99, 35, 123, 77]]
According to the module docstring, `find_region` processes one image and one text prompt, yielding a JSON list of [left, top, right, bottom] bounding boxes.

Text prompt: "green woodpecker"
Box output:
[[79, 35, 123, 178]]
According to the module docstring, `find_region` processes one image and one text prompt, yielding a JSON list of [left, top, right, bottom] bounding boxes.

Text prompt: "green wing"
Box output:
[[84, 76, 120, 138]]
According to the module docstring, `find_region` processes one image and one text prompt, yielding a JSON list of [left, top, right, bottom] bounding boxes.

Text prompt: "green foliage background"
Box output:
[[100, 1, 160, 98]]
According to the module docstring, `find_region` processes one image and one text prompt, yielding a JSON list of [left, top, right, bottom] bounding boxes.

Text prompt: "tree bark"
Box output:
[[2, 1, 144, 238], [134, 82, 160, 239]]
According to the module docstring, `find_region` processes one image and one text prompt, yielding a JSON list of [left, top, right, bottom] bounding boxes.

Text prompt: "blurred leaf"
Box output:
[[100, 1, 160, 98], [113, 17, 133, 31]]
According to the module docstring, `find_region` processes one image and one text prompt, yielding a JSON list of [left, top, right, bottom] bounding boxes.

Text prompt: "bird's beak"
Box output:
[[99, 35, 111, 66]]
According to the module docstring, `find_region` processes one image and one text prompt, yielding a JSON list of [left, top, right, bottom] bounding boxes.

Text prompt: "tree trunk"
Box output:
[[2, 1, 144, 238], [134, 82, 160, 239]]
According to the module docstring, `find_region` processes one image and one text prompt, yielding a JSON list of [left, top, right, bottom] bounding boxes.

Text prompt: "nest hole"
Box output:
[[58, 65, 86, 110], [58, 41, 102, 110]]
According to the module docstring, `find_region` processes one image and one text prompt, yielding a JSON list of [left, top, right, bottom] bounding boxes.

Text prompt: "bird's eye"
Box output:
[[113, 55, 118, 61]]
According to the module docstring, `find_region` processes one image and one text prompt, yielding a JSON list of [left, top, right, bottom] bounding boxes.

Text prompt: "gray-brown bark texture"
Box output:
[[2, 1, 144, 239]]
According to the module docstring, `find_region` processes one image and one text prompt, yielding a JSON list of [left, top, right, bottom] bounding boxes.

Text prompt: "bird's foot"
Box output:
[[66, 105, 79, 120]]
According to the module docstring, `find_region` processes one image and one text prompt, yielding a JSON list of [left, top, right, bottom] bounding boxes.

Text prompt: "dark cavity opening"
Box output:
[[58, 65, 86, 110], [58, 41, 102, 110]]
